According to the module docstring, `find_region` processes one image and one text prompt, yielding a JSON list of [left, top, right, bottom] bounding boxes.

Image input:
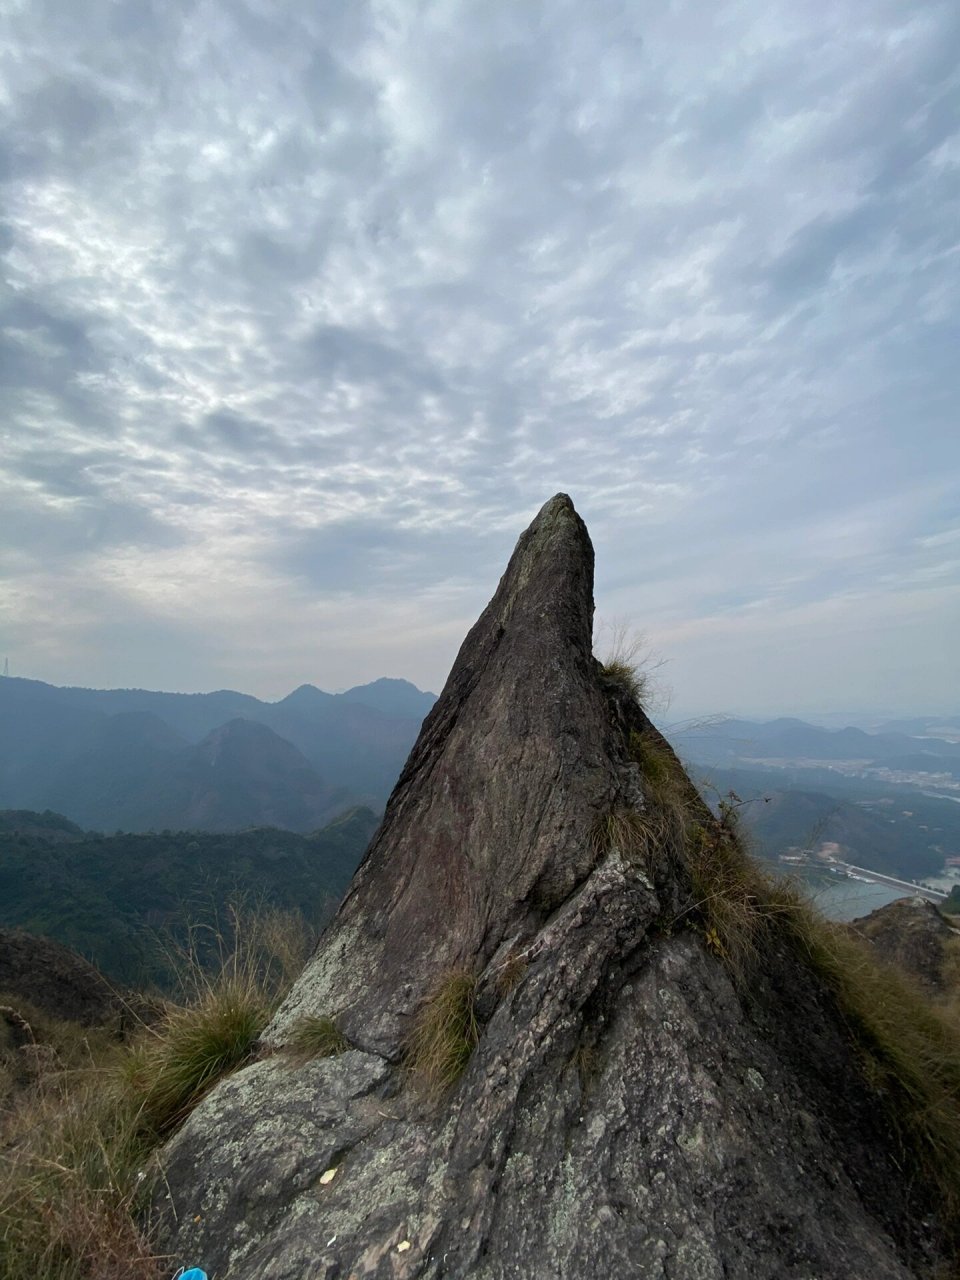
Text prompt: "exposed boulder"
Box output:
[[848, 896, 960, 993], [0, 928, 122, 1027], [153, 495, 951, 1279]]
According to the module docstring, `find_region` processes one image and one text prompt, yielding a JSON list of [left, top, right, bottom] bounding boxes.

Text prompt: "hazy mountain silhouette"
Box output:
[[676, 715, 960, 769], [0, 676, 436, 831]]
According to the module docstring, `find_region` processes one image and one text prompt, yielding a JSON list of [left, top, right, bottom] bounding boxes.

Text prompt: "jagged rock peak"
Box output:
[[155, 496, 949, 1280], [264, 492, 615, 1055]]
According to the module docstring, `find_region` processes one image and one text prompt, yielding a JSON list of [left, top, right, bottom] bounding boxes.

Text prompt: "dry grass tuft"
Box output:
[[404, 969, 479, 1098], [574, 1044, 600, 1094], [684, 816, 776, 982], [599, 657, 648, 704], [1, 994, 123, 1096], [0, 1061, 12, 1110], [595, 623, 669, 711], [285, 1014, 349, 1063], [123, 976, 269, 1140], [124, 903, 311, 1138], [591, 807, 653, 866], [0, 905, 311, 1277], [628, 729, 676, 790], [493, 951, 528, 996], [0, 1068, 160, 1280], [160, 901, 312, 1009], [594, 729, 697, 878], [592, 733, 698, 880], [690, 844, 764, 970], [629, 738, 775, 982], [939, 935, 960, 1014]]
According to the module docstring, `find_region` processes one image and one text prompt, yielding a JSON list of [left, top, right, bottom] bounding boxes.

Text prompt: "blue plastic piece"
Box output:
[[179, 1271, 208, 1280]]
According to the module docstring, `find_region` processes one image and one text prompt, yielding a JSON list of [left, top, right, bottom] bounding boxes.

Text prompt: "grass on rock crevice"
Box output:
[[404, 968, 480, 1100]]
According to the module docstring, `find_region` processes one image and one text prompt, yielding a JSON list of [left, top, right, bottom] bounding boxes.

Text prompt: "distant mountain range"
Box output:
[[673, 715, 960, 788], [5, 671, 958, 882], [0, 675, 436, 833]]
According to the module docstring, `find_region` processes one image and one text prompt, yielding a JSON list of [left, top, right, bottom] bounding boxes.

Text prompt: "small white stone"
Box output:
[[319, 1168, 337, 1185], [397, 1240, 411, 1253]]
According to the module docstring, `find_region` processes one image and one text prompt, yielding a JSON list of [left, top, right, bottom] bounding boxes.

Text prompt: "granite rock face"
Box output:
[[154, 495, 946, 1279]]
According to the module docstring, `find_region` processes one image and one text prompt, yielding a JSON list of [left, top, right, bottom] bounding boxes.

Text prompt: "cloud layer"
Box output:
[[1, 0, 958, 715]]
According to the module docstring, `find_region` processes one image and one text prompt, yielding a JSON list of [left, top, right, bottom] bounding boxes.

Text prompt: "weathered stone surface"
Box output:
[[154, 1050, 394, 1276], [154, 495, 950, 1278]]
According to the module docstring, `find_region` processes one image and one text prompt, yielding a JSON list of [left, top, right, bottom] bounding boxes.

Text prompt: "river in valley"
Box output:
[[785, 870, 919, 922]]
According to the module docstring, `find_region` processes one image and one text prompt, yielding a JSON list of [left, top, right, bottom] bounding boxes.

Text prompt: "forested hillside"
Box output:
[[0, 807, 378, 988]]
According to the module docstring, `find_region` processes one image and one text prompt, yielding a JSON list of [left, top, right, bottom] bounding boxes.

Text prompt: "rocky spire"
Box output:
[[265, 493, 620, 1054], [154, 495, 949, 1280]]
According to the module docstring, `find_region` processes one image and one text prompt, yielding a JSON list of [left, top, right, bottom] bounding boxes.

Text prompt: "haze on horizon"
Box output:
[[1, 1, 957, 720]]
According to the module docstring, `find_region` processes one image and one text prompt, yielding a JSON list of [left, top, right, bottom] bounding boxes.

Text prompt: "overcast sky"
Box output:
[[1, 0, 957, 719]]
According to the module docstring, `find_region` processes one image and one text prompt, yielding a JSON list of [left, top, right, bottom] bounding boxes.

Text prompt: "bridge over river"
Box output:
[[831, 862, 946, 904]]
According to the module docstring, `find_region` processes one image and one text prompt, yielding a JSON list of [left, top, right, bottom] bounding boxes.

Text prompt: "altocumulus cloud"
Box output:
[[0, 0, 958, 714]]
